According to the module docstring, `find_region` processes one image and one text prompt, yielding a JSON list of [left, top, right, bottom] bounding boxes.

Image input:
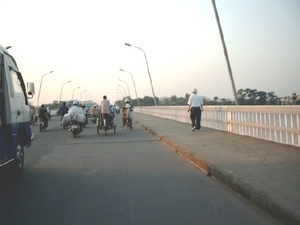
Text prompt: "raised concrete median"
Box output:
[[134, 112, 300, 225]]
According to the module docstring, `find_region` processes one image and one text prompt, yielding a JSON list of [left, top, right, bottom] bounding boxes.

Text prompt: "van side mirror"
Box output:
[[27, 82, 35, 98]]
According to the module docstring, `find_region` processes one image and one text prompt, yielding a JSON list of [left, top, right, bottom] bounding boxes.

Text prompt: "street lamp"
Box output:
[[72, 87, 80, 99], [80, 90, 87, 100], [59, 80, 71, 104], [211, 0, 238, 105], [37, 70, 54, 108], [120, 69, 140, 106], [118, 79, 131, 99], [85, 93, 91, 101], [125, 43, 157, 106], [117, 89, 124, 98], [118, 85, 127, 97]]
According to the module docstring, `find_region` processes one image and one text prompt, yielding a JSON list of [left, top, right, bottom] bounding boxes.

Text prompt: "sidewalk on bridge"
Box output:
[[133, 113, 300, 225]]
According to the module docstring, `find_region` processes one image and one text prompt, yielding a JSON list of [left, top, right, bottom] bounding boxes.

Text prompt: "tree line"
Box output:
[[115, 89, 298, 106], [36, 89, 299, 109]]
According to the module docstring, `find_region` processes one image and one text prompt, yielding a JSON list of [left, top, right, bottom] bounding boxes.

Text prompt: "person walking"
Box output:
[[187, 88, 203, 131]]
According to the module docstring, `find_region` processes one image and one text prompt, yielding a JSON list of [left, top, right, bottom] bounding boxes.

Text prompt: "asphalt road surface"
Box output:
[[0, 115, 281, 225]]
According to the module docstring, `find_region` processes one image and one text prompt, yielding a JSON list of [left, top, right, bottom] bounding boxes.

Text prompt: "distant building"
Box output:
[[279, 95, 300, 105]]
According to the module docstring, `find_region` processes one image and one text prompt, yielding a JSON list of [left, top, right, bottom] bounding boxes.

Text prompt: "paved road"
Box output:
[[0, 115, 281, 225]]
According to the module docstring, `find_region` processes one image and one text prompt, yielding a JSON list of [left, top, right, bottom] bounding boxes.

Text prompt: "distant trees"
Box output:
[[114, 90, 298, 106], [236, 88, 280, 105], [32, 90, 299, 109]]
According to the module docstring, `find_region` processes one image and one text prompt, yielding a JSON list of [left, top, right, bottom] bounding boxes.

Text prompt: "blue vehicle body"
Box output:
[[0, 44, 35, 171]]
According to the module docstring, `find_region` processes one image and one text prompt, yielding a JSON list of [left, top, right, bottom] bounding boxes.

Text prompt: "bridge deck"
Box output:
[[134, 112, 300, 225]]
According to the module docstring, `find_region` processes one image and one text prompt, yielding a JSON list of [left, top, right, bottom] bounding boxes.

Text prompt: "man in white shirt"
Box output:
[[187, 88, 203, 131]]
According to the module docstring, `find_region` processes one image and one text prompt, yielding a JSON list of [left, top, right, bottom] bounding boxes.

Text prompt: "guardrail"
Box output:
[[134, 106, 300, 147]]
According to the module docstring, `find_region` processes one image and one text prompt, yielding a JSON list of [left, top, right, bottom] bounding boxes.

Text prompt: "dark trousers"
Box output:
[[190, 107, 202, 130], [102, 113, 110, 126]]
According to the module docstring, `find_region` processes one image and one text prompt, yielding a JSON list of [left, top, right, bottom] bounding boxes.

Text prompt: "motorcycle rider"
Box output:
[[110, 105, 115, 114], [89, 104, 99, 123], [68, 101, 85, 114], [59, 101, 69, 121], [80, 102, 87, 113], [122, 98, 133, 129], [30, 105, 37, 125], [80, 102, 89, 125], [68, 101, 86, 131], [90, 104, 98, 117], [38, 104, 48, 128]]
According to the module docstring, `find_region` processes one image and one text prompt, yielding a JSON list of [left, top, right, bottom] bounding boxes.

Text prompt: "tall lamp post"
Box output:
[[211, 0, 238, 105], [85, 93, 91, 101], [59, 80, 71, 104], [125, 43, 157, 106], [117, 89, 124, 98], [118, 79, 131, 99], [80, 90, 87, 101], [118, 85, 127, 97], [120, 69, 140, 106], [72, 87, 80, 100], [37, 70, 54, 108]]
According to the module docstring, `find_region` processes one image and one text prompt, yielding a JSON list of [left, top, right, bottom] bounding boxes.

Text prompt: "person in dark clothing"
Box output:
[[38, 105, 48, 128], [59, 102, 69, 121]]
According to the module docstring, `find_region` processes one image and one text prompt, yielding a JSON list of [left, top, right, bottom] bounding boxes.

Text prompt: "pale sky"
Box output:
[[1, 0, 299, 105]]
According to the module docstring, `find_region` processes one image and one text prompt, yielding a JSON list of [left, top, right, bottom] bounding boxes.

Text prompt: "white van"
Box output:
[[0, 44, 35, 172]]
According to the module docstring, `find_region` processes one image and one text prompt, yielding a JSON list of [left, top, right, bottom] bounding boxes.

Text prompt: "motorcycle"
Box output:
[[125, 118, 133, 131], [38, 117, 47, 132], [70, 120, 82, 137], [61, 120, 70, 129], [115, 106, 120, 114]]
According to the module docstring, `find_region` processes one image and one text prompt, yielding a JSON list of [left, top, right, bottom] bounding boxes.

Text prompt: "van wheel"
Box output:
[[14, 145, 24, 172]]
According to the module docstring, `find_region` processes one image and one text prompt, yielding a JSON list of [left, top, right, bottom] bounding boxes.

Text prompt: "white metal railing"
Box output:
[[134, 106, 300, 147]]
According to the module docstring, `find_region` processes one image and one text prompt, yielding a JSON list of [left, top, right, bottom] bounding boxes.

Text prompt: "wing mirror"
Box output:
[[27, 82, 35, 98]]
